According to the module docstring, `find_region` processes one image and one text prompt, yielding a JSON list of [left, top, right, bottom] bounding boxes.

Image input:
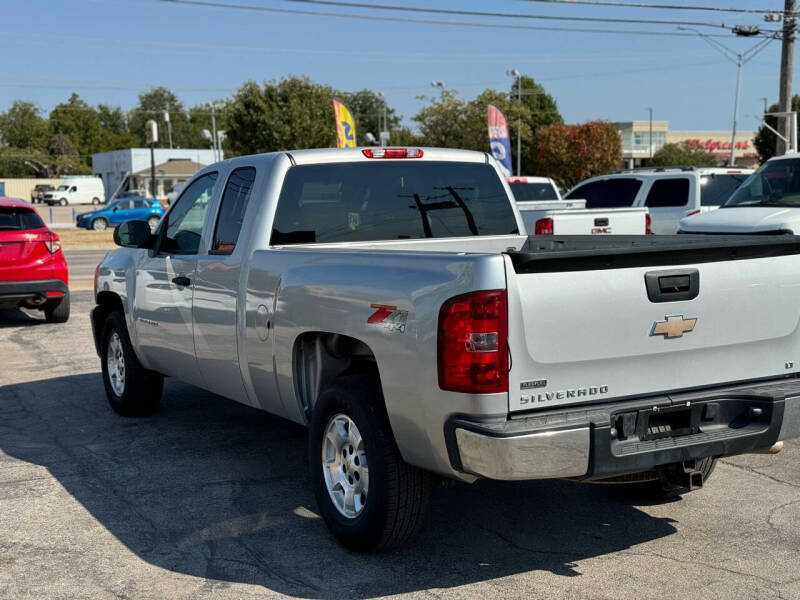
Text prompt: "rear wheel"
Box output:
[[101, 310, 163, 416], [310, 375, 432, 552], [91, 217, 108, 231], [59, 198, 68, 206], [91, 197, 101, 205], [44, 292, 70, 323]]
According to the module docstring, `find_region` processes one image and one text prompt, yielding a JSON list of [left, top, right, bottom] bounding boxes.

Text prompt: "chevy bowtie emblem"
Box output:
[[650, 315, 697, 339]]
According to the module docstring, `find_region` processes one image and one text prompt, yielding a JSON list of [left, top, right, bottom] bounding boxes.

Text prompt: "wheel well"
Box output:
[[293, 332, 382, 422], [92, 292, 124, 355]]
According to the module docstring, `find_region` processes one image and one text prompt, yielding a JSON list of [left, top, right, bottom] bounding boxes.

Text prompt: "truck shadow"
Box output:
[[0, 307, 47, 327], [0, 373, 678, 598]]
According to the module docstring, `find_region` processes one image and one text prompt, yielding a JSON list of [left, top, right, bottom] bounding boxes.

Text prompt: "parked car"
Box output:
[[565, 167, 754, 234], [680, 154, 800, 233], [508, 176, 648, 234], [43, 176, 105, 206], [92, 147, 800, 552], [31, 183, 55, 204], [0, 197, 69, 322], [76, 198, 164, 231]]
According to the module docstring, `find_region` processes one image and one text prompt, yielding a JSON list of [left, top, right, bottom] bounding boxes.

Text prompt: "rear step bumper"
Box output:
[[446, 378, 800, 481]]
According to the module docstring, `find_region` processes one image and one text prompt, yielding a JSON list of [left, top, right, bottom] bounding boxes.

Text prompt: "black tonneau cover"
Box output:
[[506, 234, 800, 273]]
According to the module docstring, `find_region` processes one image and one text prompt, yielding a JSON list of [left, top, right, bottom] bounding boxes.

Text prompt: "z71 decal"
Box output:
[[368, 304, 408, 333]]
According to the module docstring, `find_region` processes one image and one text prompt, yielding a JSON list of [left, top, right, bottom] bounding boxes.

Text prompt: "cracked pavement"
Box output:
[[0, 291, 798, 599]]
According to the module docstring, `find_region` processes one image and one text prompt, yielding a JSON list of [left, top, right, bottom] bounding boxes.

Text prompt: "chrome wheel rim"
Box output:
[[94, 220, 106, 231], [322, 413, 369, 519], [106, 332, 125, 396]]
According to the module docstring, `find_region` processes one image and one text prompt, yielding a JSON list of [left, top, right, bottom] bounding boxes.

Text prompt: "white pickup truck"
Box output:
[[508, 176, 648, 235], [680, 154, 800, 234], [92, 147, 800, 552], [566, 167, 753, 234]]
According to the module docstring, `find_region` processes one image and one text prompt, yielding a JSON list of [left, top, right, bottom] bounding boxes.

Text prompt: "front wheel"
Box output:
[[147, 215, 160, 231], [91, 217, 108, 231], [309, 375, 432, 552], [59, 198, 68, 206], [91, 197, 101, 205], [101, 310, 163, 416]]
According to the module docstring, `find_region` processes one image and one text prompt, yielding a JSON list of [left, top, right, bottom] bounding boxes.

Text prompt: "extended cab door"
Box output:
[[192, 165, 258, 406], [641, 176, 694, 234], [132, 171, 218, 385]]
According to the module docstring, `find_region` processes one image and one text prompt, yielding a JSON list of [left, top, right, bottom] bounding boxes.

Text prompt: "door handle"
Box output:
[[172, 275, 191, 287]]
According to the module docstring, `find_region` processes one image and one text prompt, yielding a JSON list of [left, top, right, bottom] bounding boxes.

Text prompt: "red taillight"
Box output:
[[645, 213, 653, 235], [362, 148, 424, 159], [685, 209, 701, 217], [534, 217, 554, 235], [438, 290, 508, 394], [43, 232, 61, 253]]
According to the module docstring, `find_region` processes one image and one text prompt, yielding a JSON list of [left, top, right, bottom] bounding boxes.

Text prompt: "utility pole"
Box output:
[[777, 0, 796, 156], [646, 107, 654, 159], [210, 104, 218, 162]]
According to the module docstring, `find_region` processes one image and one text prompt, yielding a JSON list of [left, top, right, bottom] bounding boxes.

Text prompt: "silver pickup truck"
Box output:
[[91, 147, 800, 552]]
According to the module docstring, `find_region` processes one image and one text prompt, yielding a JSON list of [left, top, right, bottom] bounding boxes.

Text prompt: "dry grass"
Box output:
[[53, 227, 115, 250]]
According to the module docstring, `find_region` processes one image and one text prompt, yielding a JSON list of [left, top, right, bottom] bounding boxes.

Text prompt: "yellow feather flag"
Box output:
[[333, 98, 357, 148]]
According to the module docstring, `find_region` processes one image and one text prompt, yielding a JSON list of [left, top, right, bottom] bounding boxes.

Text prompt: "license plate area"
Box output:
[[615, 403, 701, 442]]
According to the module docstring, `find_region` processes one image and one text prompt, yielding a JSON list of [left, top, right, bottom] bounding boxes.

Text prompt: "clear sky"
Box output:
[[0, 0, 790, 133]]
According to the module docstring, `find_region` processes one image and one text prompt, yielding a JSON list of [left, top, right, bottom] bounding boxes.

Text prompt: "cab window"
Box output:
[[644, 178, 690, 207], [212, 167, 256, 254], [160, 172, 218, 254]]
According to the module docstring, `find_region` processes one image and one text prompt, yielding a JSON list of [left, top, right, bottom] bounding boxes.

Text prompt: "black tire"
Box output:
[[91, 217, 108, 231], [309, 375, 432, 552], [44, 292, 70, 323], [147, 215, 160, 231], [59, 198, 68, 206], [91, 197, 101, 205], [100, 310, 163, 416]]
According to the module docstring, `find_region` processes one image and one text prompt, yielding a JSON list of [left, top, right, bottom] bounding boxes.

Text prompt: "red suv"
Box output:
[[0, 198, 70, 323]]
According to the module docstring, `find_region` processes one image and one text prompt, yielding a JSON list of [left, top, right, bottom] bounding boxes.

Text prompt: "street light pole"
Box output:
[[646, 107, 653, 159], [678, 27, 775, 166]]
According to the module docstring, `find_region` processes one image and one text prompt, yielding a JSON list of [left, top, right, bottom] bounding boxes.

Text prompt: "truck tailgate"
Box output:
[[504, 235, 800, 413], [518, 206, 647, 235]]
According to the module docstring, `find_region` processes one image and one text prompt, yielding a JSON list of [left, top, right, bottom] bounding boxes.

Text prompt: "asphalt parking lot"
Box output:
[[1, 291, 799, 599]]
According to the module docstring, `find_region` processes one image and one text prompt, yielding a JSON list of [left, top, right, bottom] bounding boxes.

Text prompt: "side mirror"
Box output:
[[114, 220, 153, 248]]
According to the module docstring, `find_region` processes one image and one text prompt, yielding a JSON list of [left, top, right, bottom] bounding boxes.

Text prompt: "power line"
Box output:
[[281, 0, 742, 29], [158, 0, 745, 36], [516, 0, 784, 15]]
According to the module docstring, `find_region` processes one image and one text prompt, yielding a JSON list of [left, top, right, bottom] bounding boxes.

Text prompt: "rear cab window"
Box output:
[[508, 182, 558, 202], [271, 161, 518, 244], [644, 178, 690, 208], [0, 207, 45, 230], [566, 178, 642, 208]]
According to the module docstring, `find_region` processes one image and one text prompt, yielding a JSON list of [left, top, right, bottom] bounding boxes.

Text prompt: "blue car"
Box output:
[[76, 198, 164, 231]]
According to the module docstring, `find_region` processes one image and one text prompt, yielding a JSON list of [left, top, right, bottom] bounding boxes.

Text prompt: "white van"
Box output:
[[43, 176, 105, 206]]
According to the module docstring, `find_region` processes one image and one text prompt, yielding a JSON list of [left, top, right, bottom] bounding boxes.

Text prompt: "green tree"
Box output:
[[226, 76, 337, 155], [413, 90, 468, 148], [650, 141, 718, 167], [510, 75, 562, 174], [338, 89, 400, 145], [536, 120, 621, 189], [128, 87, 195, 148], [754, 95, 800, 163], [0, 101, 49, 151]]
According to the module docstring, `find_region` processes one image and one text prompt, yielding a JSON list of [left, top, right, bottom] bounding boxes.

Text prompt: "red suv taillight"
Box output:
[[437, 290, 508, 394], [42, 232, 61, 253], [535, 217, 554, 235], [645, 214, 653, 235]]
